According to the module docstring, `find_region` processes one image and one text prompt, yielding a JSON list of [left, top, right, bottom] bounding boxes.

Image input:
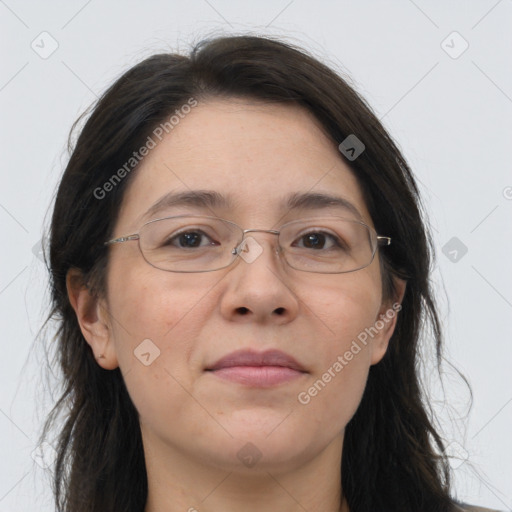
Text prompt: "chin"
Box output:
[[207, 424, 319, 473], [214, 438, 317, 475]]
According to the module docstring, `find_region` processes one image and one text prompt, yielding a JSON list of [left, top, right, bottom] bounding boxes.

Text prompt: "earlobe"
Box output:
[[66, 268, 118, 370], [370, 277, 407, 365]]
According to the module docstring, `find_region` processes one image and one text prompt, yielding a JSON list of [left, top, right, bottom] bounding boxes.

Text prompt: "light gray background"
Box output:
[[1, 1, 511, 510]]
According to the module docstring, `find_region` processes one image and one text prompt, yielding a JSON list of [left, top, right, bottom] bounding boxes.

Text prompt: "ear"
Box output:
[[66, 268, 119, 370], [369, 276, 407, 365]]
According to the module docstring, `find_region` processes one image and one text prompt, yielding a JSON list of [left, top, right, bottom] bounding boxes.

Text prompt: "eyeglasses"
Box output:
[[104, 215, 391, 274]]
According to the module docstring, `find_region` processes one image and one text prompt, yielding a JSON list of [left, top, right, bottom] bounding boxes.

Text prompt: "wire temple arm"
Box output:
[[104, 234, 140, 246]]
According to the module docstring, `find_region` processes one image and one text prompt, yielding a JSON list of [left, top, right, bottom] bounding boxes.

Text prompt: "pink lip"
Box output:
[[206, 349, 307, 387]]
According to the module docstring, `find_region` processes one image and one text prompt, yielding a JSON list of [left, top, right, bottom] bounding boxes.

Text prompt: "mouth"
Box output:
[[205, 349, 308, 387]]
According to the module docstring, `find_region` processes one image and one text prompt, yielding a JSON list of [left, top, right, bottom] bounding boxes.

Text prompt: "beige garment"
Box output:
[[458, 504, 503, 512]]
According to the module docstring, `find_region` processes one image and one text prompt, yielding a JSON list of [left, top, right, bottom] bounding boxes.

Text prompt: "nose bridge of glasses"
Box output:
[[238, 228, 281, 254]]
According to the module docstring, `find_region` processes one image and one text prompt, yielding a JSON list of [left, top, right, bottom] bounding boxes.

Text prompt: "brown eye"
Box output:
[[163, 230, 218, 249], [293, 231, 345, 251]]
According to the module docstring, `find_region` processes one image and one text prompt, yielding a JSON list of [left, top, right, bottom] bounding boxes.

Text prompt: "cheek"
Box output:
[[104, 265, 217, 434], [293, 270, 381, 426], [299, 269, 382, 347], [294, 313, 373, 443], [297, 353, 370, 432], [105, 259, 216, 390], [106, 256, 215, 344]]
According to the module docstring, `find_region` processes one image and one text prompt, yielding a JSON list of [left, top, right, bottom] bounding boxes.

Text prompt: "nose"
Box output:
[[219, 231, 300, 324]]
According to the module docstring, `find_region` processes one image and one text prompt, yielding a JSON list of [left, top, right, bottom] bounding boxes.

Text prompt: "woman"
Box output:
[[40, 35, 499, 512]]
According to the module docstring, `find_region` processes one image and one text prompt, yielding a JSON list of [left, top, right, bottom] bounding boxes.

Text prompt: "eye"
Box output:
[[293, 230, 345, 251], [163, 229, 219, 249]]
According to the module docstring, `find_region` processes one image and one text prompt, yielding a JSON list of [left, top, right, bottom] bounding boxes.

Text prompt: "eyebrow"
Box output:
[[140, 189, 363, 222]]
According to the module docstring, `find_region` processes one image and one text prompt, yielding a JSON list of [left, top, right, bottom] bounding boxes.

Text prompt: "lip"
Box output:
[[205, 349, 307, 387]]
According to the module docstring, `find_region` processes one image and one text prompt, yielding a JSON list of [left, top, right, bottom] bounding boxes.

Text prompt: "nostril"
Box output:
[[236, 307, 249, 315], [274, 307, 285, 315]]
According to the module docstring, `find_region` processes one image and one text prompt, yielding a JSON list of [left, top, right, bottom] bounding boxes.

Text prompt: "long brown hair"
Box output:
[[41, 34, 460, 511]]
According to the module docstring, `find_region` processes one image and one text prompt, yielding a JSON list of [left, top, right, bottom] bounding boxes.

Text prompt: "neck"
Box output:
[[143, 431, 349, 512]]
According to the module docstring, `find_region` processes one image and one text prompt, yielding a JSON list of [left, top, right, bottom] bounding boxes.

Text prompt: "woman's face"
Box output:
[[88, 99, 402, 474]]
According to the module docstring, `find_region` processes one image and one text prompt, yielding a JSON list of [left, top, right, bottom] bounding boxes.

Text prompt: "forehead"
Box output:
[[116, 99, 372, 230]]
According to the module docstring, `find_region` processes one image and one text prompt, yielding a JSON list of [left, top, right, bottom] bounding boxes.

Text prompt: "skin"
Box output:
[[67, 99, 406, 512]]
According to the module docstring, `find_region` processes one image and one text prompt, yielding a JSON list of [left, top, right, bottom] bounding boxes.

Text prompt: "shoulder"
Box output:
[[455, 503, 505, 512]]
